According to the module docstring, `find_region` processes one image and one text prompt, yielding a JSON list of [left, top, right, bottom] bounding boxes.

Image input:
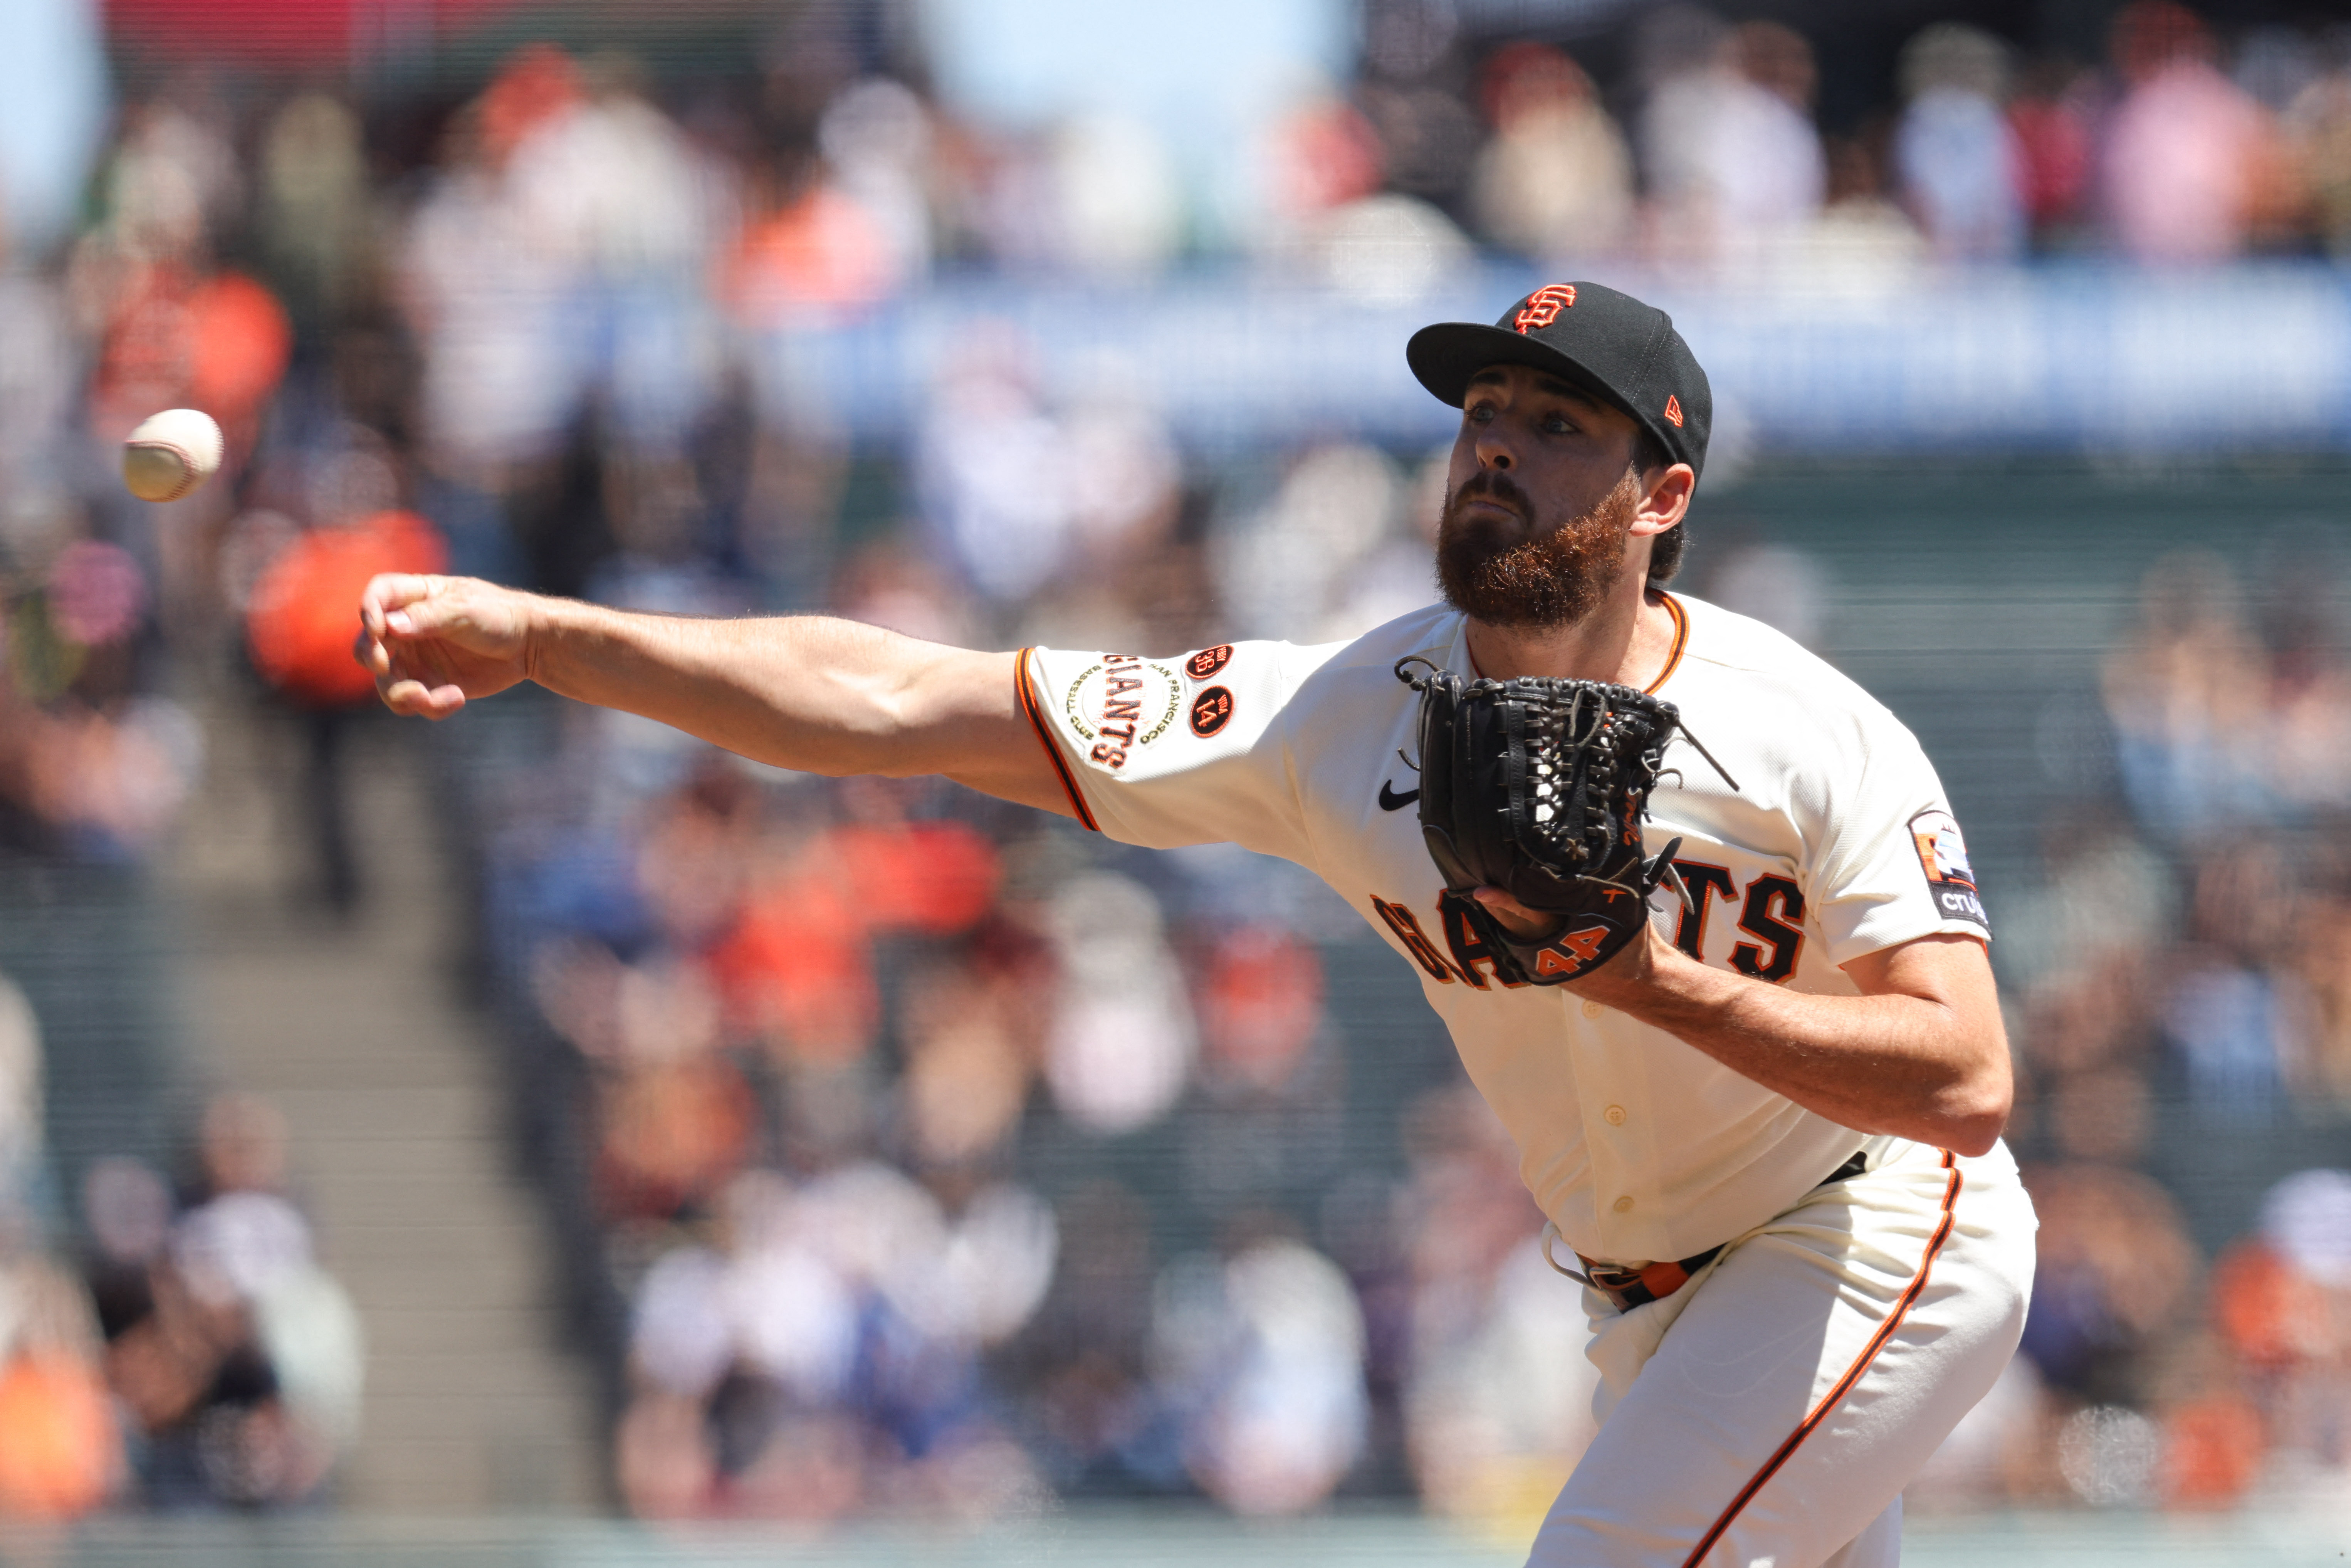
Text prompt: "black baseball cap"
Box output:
[[1407, 282, 1711, 481]]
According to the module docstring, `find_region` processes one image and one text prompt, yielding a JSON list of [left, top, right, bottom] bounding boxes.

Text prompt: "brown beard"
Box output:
[[1435, 468, 1636, 630]]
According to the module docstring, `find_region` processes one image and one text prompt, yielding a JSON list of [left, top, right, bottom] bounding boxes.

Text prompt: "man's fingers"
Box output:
[[1471, 886, 1555, 940], [360, 573, 440, 636], [378, 675, 466, 720], [383, 586, 463, 638]]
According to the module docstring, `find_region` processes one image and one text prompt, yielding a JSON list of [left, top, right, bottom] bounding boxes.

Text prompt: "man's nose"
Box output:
[[1476, 429, 1515, 471]]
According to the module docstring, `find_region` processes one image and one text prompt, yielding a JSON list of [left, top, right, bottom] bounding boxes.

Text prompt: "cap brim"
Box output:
[[1406, 321, 1631, 416]]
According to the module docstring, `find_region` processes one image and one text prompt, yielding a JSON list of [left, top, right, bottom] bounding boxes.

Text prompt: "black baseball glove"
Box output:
[[1395, 657, 1735, 985]]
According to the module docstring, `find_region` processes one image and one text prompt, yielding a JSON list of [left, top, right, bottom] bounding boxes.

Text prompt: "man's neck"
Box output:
[[1465, 580, 1678, 688]]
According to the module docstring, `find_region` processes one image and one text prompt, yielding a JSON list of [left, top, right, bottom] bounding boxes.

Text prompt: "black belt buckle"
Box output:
[[1581, 1150, 1870, 1314]]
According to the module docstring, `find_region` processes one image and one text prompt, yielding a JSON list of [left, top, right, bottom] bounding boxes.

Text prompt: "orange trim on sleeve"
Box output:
[[1645, 592, 1689, 695], [1676, 1150, 1963, 1568], [1014, 647, 1100, 832]]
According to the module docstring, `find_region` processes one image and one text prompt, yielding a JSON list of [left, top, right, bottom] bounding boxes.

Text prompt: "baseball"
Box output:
[[122, 408, 225, 503]]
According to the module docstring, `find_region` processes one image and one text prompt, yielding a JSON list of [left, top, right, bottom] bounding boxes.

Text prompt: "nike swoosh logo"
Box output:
[[1378, 781, 1419, 811]]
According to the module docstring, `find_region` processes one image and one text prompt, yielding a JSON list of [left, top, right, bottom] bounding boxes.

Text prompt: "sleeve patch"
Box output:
[[1065, 656, 1184, 771], [1184, 644, 1234, 680], [1908, 808, 1990, 933], [1188, 686, 1235, 737]]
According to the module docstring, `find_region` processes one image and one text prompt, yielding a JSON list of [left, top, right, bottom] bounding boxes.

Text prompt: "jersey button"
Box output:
[[1580, 999, 1602, 1020], [1604, 1105, 1627, 1126], [1612, 1195, 1635, 1213]]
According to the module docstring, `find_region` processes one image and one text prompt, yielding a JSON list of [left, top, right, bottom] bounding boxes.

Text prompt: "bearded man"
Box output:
[[360, 282, 2033, 1568]]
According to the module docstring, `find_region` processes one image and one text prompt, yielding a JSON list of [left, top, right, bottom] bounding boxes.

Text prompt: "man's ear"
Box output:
[[1629, 463, 1695, 538]]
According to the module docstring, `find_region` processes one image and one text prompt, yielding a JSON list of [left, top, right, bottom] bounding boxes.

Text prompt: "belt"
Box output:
[[1553, 1148, 1874, 1314]]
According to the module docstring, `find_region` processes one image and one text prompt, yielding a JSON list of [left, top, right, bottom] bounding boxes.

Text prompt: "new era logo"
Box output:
[[1662, 395, 1684, 428], [1514, 284, 1577, 334]]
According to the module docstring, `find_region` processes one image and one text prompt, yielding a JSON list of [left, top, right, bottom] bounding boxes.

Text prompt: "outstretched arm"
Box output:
[[357, 574, 1072, 815], [1475, 885, 2012, 1155]]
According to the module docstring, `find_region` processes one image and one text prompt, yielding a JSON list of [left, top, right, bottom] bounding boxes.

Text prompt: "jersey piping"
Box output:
[[1645, 591, 1689, 695], [1676, 1150, 1964, 1567], [1014, 646, 1099, 832]]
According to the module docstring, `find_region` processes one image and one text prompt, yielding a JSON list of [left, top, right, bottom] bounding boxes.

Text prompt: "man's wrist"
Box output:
[[521, 591, 594, 695], [1572, 924, 1720, 1016]]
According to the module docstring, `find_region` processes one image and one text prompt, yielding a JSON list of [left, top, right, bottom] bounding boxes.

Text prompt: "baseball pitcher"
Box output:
[[360, 282, 2034, 1567]]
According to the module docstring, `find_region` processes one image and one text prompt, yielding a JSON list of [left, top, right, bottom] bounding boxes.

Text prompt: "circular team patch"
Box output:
[[1065, 656, 1184, 770], [1189, 685, 1235, 738], [1185, 645, 1234, 681]]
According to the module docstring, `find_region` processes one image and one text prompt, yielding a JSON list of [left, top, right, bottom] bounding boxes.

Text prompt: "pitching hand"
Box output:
[[358, 574, 534, 719], [1469, 886, 1555, 942], [1471, 886, 1669, 997]]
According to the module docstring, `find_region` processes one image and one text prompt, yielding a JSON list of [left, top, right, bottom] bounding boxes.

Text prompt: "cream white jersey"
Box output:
[[1016, 592, 1992, 1266]]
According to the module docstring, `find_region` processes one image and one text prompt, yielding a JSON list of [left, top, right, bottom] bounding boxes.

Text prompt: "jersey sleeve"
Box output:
[[1805, 715, 1992, 965], [1016, 641, 1325, 865]]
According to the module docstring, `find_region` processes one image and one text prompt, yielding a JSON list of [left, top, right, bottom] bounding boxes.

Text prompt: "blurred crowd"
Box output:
[[0, 972, 360, 1516], [475, 733, 1606, 1525], [1904, 545, 2351, 1513], [4, 0, 2351, 1533], [16, 0, 2351, 849]]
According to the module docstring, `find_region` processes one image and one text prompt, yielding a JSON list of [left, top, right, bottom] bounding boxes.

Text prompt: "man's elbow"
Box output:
[[1935, 1059, 2013, 1159]]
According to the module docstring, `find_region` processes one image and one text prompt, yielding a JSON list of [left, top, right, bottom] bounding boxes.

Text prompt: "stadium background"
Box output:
[[2, 0, 2351, 1561]]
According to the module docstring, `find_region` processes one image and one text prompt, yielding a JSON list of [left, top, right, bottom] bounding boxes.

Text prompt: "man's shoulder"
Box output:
[[1672, 593, 1903, 731], [1277, 603, 1463, 704]]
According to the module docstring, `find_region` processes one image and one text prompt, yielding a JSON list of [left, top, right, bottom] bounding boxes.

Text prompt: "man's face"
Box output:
[[1436, 362, 1647, 630]]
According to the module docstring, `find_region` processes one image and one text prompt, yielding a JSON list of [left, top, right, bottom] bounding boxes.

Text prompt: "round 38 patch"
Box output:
[[1188, 685, 1235, 737]]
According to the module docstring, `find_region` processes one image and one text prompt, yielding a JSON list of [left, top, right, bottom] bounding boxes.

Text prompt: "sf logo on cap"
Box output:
[[1514, 284, 1577, 333]]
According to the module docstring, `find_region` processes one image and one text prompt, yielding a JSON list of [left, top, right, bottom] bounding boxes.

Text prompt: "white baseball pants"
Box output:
[[1527, 1139, 2038, 1568]]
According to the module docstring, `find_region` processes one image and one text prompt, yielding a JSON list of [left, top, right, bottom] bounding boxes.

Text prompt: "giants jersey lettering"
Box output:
[[1018, 595, 1988, 1266]]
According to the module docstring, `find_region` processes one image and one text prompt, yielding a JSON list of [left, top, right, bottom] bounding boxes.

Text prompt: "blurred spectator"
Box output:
[[2018, 1161, 2197, 1410], [1395, 1086, 1582, 1541], [1178, 925, 1347, 1214], [2103, 2, 2289, 264], [2163, 843, 2298, 1123], [1255, 89, 1385, 243], [1296, 193, 1473, 303], [243, 466, 447, 912], [2287, 49, 2351, 257], [915, 330, 1080, 609], [85, 1096, 363, 1511], [1468, 44, 1634, 262], [816, 79, 939, 287], [0, 529, 202, 862], [1895, 24, 2026, 260], [0, 1251, 117, 1519], [0, 985, 115, 1523], [1043, 873, 1195, 1136], [1037, 115, 1186, 278], [1151, 1230, 1369, 1515], [2005, 57, 2099, 246], [1641, 13, 1827, 266], [1212, 442, 1401, 643], [258, 94, 373, 334], [1248, 84, 1469, 301], [2103, 551, 2275, 841], [2002, 808, 2175, 995]]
